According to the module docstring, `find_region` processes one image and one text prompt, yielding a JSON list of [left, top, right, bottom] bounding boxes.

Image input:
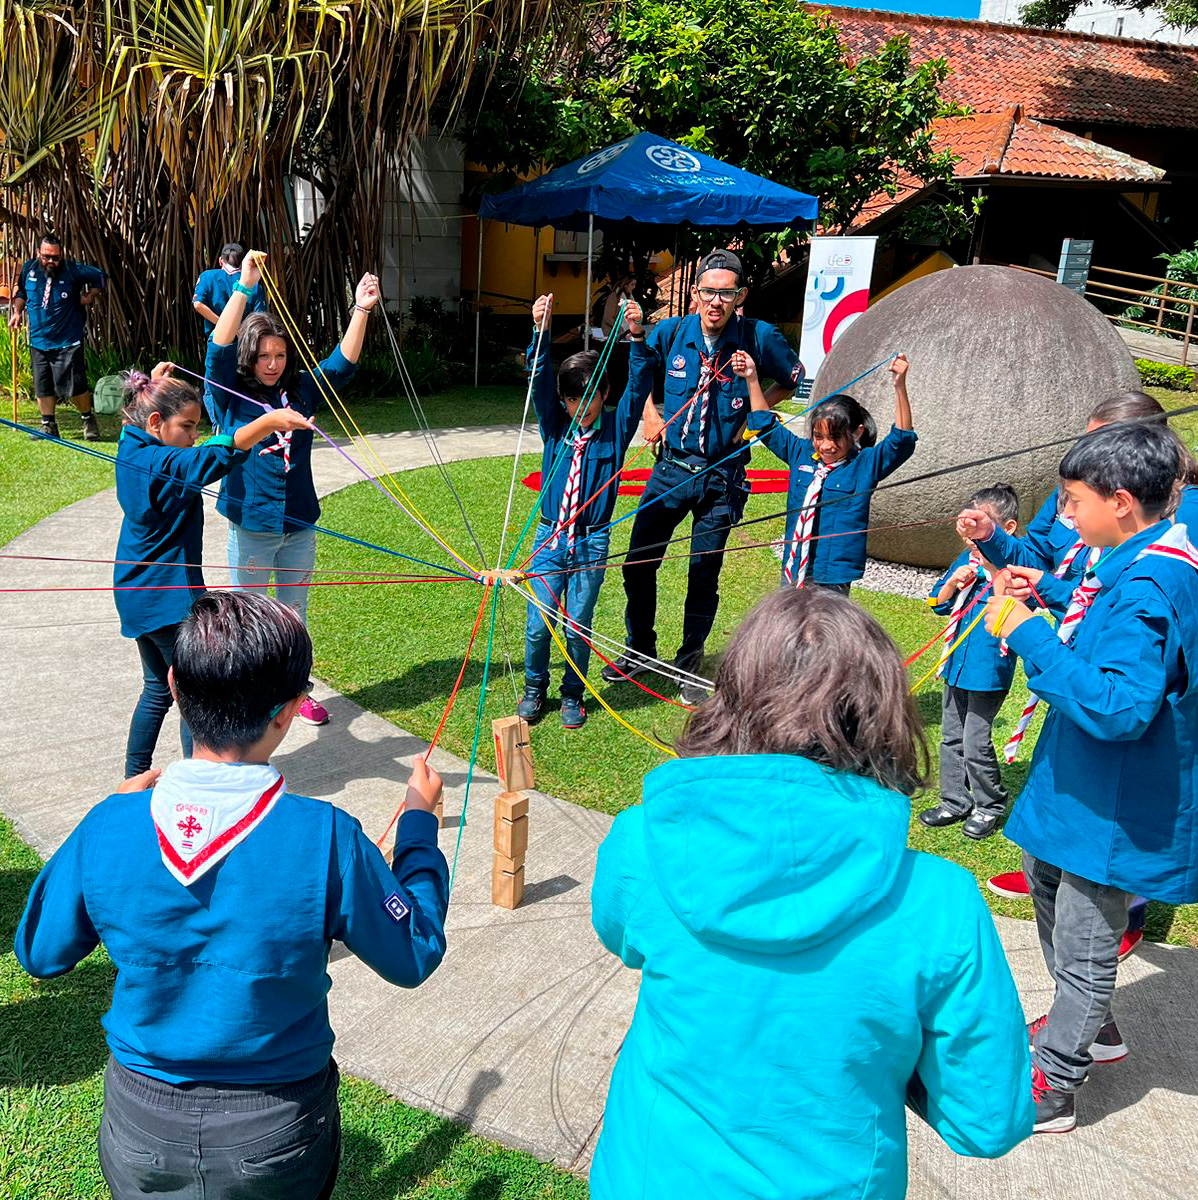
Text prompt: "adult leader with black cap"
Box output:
[[601, 249, 803, 702]]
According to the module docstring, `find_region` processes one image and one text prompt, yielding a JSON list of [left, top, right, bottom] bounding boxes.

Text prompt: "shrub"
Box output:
[[1135, 359, 1196, 391], [1122, 246, 1198, 338]]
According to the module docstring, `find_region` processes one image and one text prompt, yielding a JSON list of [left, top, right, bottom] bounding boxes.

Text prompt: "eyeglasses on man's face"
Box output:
[[695, 286, 743, 303]]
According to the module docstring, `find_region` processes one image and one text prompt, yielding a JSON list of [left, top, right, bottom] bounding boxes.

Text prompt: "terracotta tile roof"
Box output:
[[817, 6, 1198, 130], [849, 108, 1163, 230]]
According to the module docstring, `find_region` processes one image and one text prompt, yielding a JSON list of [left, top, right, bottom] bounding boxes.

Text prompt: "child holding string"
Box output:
[[738, 352, 915, 593], [204, 250, 380, 727], [115, 365, 313, 777]]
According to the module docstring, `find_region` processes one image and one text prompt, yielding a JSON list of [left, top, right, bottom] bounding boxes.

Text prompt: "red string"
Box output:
[[902, 580, 995, 667], [373, 584, 493, 849], [0, 577, 469, 595], [0, 551, 429, 577]]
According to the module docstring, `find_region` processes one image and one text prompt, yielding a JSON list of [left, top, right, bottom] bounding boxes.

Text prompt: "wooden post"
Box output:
[[1156, 280, 1169, 333], [491, 715, 533, 909], [1182, 299, 1194, 370]]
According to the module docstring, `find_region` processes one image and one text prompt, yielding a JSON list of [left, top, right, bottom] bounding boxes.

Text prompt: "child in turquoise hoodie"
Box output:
[[591, 586, 1033, 1199]]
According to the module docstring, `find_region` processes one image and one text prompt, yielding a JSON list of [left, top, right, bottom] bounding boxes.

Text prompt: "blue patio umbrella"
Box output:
[[473, 133, 819, 371]]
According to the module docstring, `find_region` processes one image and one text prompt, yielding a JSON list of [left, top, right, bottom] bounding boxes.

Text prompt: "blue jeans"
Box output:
[[227, 524, 317, 625], [126, 623, 193, 778], [524, 520, 610, 699]]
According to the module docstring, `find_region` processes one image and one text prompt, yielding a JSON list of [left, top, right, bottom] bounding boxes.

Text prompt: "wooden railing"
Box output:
[[996, 261, 1196, 368]]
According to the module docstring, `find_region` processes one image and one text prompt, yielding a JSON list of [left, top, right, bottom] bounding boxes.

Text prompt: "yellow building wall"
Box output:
[[871, 250, 957, 303]]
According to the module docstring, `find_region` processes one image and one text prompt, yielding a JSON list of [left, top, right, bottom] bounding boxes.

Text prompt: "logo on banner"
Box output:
[[797, 237, 877, 397], [646, 145, 701, 173]]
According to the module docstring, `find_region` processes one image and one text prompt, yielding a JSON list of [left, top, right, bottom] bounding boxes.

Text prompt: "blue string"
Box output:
[[0, 416, 473, 579], [567, 355, 898, 554]]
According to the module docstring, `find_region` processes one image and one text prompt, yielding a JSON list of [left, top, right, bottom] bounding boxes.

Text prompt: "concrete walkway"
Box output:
[[3, 426, 1198, 1193], [1119, 325, 1195, 369]]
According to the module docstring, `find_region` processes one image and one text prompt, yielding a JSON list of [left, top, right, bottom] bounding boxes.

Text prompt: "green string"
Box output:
[[447, 583, 500, 897], [502, 301, 627, 570]]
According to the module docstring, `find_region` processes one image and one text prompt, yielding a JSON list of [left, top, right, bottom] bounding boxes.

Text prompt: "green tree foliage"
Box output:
[[1020, 0, 1198, 31], [0, 0, 583, 354], [459, 0, 966, 293], [1122, 245, 1198, 338]]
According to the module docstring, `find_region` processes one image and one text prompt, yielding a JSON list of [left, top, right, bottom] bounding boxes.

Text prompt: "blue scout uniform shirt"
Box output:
[[646, 313, 801, 468], [114, 426, 247, 639], [18, 258, 106, 351], [527, 333, 655, 529], [980, 484, 1198, 616], [192, 267, 266, 337], [748, 412, 918, 585], [14, 791, 447, 1085], [1003, 521, 1198, 904], [929, 549, 1018, 692], [204, 338, 355, 533]]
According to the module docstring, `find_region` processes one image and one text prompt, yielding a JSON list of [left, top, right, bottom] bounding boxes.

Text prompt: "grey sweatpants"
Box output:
[[1025, 854, 1133, 1093], [99, 1055, 341, 1199], [939, 685, 1009, 819]]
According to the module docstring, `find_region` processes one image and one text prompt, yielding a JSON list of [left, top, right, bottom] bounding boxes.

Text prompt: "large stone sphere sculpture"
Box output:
[[810, 265, 1141, 568]]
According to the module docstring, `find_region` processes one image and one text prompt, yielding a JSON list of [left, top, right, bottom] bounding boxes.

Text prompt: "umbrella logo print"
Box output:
[[646, 145, 701, 173], [578, 142, 630, 175]]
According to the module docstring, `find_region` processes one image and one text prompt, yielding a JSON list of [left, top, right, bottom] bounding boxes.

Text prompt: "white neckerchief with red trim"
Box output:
[[679, 346, 724, 455], [150, 760, 284, 887], [258, 391, 293, 473], [783, 456, 840, 587], [549, 425, 596, 551]]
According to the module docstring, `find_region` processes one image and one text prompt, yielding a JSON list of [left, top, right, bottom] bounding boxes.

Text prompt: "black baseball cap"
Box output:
[[219, 242, 245, 261], [697, 248, 744, 284]]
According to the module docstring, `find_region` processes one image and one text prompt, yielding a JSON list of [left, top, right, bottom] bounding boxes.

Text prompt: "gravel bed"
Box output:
[[765, 541, 941, 600]]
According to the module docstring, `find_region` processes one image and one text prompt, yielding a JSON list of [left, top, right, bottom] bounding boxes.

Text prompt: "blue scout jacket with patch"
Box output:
[[929, 549, 1018, 692], [205, 338, 355, 533], [15, 784, 447, 1085], [1003, 521, 1198, 903], [192, 267, 266, 337], [646, 314, 801, 467], [19, 258, 106, 351], [114, 426, 247, 638], [589, 753, 1033, 1200], [527, 334, 655, 529], [979, 485, 1198, 616], [748, 413, 917, 585]]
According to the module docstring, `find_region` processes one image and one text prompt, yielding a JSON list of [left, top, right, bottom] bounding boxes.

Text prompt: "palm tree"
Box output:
[[0, 0, 582, 354]]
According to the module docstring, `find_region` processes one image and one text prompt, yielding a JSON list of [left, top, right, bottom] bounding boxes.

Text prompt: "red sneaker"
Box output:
[[298, 695, 330, 726], [1118, 929, 1143, 962], [1027, 1013, 1049, 1047], [987, 870, 1030, 899]]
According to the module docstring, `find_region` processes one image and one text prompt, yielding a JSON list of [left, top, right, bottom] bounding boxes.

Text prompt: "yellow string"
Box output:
[[516, 582, 678, 757], [255, 262, 477, 573], [910, 604, 989, 694]]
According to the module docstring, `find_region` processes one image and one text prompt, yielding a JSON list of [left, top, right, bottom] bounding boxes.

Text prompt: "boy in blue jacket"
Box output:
[[918, 484, 1021, 841], [517, 292, 652, 729], [983, 423, 1198, 1134], [16, 590, 449, 1198]]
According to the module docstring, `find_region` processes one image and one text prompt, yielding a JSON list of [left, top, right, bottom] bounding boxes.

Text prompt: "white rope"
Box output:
[[496, 306, 550, 568]]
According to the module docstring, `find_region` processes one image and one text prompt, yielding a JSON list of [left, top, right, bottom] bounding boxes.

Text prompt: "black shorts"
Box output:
[[31, 343, 88, 400]]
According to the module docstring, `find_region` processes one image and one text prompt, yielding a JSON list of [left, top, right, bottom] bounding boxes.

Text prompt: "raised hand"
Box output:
[[956, 508, 994, 543], [266, 408, 315, 434], [730, 350, 757, 380], [532, 293, 553, 328], [890, 353, 909, 380], [354, 273, 380, 310], [150, 361, 175, 383], [405, 756, 443, 814], [241, 250, 264, 290]]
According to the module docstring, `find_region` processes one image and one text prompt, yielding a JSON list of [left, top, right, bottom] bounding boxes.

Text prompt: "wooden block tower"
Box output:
[[491, 716, 533, 909]]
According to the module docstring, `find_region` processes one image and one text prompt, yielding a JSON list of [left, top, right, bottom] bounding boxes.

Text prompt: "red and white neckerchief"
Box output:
[[550, 426, 596, 551], [41, 271, 53, 309], [782, 459, 836, 586], [258, 391, 293, 473], [938, 551, 985, 678], [1004, 525, 1198, 762], [678, 348, 728, 455], [150, 761, 284, 887]]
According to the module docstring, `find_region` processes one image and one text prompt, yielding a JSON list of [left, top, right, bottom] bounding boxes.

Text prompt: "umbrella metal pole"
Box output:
[[474, 219, 484, 389], [584, 213, 594, 352]]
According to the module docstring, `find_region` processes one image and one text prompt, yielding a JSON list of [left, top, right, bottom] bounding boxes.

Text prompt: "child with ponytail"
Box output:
[[115, 366, 312, 777]]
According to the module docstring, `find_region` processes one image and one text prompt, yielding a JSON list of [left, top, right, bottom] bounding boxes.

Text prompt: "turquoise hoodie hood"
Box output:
[[643, 753, 910, 954], [590, 751, 1034, 1200]]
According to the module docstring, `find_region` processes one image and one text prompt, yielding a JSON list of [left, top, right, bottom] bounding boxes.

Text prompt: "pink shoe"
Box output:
[[987, 870, 1030, 899], [297, 695, 329, 726]]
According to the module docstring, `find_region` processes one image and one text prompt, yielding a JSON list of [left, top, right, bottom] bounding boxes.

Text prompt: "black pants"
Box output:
[[622, 459, 748, 670], [126, 623, 193, 778], [99, 1056, 341, 1199]]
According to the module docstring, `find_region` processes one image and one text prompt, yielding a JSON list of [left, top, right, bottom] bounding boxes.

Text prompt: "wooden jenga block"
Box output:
[[494, 813, 529, 859], [492, 857, 525, 909], [495, 790, 530, 821], [492, 716, 534, 792]]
